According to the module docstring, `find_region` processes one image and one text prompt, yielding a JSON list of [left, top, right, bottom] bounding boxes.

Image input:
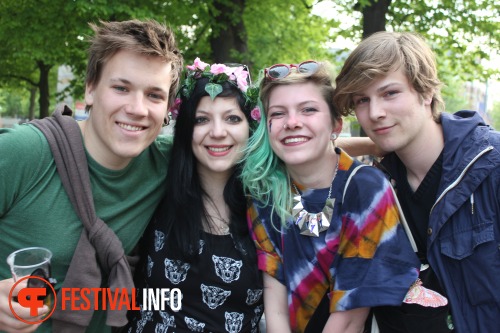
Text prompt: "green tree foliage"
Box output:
[[245, 0, 336, 74], [0, 87, 29, 118], [333, 0, 499, 81], [441, 75, 469, 113], [0, 0, 89, 118], [324, 0, 499, 130], [150, 0, 335, 78], [0, 0, 335, 118], [0, 0, 186, 118], [389, 0, 499, 82], [0, 0, 498, 119], [490, 100, 500, 131]]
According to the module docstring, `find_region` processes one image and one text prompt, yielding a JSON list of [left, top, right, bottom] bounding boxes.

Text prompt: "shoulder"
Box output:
[[247, 198, 283, 241], [340, 164, 392, 205], [0, 124, 50, 161], [248, 198, 274, 225], [458, 120, 500, 165], [1, 123, 45, 142], [335, 150, 391, 200], [137, 134, 173, 167], [0, 124, 54, 206], [485, 127, 500, 148], [344, 163, 388, 189], [152, 134, 174, 155]]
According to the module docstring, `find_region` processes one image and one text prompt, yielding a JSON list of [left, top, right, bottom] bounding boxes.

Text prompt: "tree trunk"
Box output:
[[355, 0, 391, 136], [209, 0, 248, 64], [361, 0, 391, 38], [37, 60, 52, 119], [29, 86, 37, 120]]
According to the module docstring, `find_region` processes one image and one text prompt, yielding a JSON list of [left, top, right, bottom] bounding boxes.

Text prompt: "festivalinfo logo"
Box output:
[[10, 280, 182, 324]]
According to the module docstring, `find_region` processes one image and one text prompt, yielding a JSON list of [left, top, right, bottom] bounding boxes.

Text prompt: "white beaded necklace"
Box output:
[[291, 158, 339, 237]]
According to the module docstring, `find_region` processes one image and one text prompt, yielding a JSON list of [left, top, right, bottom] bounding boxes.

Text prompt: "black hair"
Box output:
[[152, 77, 257, 272]]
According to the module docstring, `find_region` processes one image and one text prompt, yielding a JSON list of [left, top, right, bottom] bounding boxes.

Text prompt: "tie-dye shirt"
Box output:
[[247, 151, 420, 332]]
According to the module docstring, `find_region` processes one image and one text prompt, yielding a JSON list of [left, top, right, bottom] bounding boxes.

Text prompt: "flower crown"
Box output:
[[169, 57, 261, 122]]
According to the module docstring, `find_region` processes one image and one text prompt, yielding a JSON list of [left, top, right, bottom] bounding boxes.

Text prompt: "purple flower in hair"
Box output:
[[250, 107, 261, 122]]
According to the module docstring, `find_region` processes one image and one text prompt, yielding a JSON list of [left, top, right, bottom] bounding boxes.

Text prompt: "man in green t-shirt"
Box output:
[[0, 19, 182, 333]]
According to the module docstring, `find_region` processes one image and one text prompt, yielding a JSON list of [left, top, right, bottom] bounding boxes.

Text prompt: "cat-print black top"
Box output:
[[126, 227, 263, 333]]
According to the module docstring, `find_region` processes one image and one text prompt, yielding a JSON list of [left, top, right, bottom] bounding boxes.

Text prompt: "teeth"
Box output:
[[284, 137, 308, 144], [208, 147, 230, 152], [118, 123, 143, 131]]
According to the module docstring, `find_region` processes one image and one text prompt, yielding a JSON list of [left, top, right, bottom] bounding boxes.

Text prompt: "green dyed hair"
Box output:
[[240, 99, 291, 225]]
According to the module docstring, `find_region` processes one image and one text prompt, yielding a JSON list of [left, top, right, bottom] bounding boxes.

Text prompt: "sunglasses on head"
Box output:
[[264, 61, 319, 80]]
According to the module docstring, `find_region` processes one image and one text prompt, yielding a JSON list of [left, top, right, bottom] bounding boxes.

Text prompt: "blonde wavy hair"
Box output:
[[334, 31, 444, 122]]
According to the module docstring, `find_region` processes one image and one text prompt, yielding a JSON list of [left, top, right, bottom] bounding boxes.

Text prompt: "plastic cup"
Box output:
[[6, 247, 55, 312], [7, 247, 52, 281]]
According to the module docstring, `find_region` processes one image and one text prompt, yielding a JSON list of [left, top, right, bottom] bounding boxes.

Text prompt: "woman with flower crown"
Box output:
[[125, 58, 264, 332], [241, 61, 421, 333]]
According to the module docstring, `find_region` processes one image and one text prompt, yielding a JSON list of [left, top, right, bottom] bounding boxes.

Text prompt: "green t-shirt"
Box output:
[[0, 123, 173, 332]]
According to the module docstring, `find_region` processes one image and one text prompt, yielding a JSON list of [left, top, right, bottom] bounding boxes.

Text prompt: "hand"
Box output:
[[0, 278, 48, 333]]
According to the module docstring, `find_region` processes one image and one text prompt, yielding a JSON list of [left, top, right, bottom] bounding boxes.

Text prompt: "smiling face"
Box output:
[[83, 49, 173, 169], [353, 68, 433, 155], [266, 82, 340, 174], [192, 96, 250, 179]]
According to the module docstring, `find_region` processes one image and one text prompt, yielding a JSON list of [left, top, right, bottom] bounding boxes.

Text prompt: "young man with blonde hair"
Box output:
[[334, 31, 500, 333], [0, 19, 182, 333]]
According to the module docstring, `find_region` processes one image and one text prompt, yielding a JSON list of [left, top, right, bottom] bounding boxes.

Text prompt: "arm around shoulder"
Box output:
[[336, 136, 387, 158]]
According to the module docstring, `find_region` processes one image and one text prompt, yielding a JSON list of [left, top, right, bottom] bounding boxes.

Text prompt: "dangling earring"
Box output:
[[331, 133, 338, 140]]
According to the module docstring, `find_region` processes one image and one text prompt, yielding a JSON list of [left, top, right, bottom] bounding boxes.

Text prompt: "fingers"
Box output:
[[0, 278, 47, 333]]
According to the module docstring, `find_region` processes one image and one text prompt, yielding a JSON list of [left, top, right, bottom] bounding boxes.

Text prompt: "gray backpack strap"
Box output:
[[342, 164, 417, 252]]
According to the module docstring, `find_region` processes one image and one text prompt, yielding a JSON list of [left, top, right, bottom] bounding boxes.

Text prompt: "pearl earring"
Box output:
[[331, 133, 338, 140]]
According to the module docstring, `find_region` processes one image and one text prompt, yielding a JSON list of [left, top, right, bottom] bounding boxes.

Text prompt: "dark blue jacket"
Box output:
[[386, 111, 500, 332]]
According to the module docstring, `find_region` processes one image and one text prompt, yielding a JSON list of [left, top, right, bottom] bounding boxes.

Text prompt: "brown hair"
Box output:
[[260, 61, 348, 122], [85, 19, 183, 110], [333, 31, 444, 122]]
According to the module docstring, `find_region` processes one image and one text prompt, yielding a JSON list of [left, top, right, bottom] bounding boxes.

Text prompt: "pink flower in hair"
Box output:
[[187, 57, 209, 71], [233, 66, 249, 92], [232, 66, 246, 79], [237, 77, 249, 92], [210, 63, 227, 75], [223, 67, 236, 80], [168, 98, 182, 120], [250, 107, 261, 122]]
